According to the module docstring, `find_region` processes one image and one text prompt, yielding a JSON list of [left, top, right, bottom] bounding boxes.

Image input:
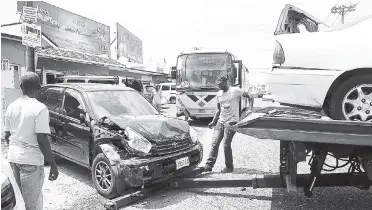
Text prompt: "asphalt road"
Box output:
[[1, 99, 371, 210]]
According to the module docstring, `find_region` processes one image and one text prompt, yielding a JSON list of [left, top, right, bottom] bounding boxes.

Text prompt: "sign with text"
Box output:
[[17, 1, 111, 56], [22, 6, 38, 24], [117, 23, 143, 64], [1, 59, 10, 71], [141, 75, 152, 81], [21, 23, 42, 47]]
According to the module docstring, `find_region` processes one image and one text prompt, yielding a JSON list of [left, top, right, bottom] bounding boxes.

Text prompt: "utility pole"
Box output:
[[331, 2, 358, 24], [24, 1, 36, 72]]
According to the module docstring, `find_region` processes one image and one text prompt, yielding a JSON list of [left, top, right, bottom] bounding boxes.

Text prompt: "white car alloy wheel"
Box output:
[[342, 84, 372, 122], [95, 161, 112, 191]]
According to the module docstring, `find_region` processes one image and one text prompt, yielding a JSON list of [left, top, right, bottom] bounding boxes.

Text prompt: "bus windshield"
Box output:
[[178, 53, 228, 89]]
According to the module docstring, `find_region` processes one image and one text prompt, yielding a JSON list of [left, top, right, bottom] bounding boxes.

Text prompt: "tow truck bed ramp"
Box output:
[[233, 107, 372, 146]]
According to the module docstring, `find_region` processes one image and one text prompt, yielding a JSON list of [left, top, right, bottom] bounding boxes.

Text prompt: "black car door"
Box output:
[[59, 88, 90, 166], [38, 86, 65, 154]]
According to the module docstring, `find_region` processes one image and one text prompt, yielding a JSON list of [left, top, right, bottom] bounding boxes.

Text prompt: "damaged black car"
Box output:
[[37, 83, 203, 198]]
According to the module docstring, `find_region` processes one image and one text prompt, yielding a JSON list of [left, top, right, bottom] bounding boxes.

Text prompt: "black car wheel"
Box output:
[[329, 74, 372, 122], [170, 97, 176, 104], [92, 154, 119, 199]]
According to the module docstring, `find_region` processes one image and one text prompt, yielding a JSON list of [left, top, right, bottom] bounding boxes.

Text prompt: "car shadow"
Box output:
[[188, 119, 210, 127], [53, 157, 94, 188]]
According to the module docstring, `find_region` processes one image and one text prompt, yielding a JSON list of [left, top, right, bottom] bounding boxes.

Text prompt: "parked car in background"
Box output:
[[1, 158, 25, 210], [249, 84, 267, 98], [268, 5, 372, 122], [143, 85, 156, 103], [156, 83, 177, 104], [37, 83, 203, 199]]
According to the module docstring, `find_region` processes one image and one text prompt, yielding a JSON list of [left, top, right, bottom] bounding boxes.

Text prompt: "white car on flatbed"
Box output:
[[268, 5, 372, 122]]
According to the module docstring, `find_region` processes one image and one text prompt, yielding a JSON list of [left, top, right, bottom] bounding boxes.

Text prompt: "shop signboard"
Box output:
[[141, 75, 152, 82], [22, 6, 38, 24], [17, 1, 111, 56], [21, 23, 42, 48], [1, 59, 10, 71], [116, 23, 143, 64]]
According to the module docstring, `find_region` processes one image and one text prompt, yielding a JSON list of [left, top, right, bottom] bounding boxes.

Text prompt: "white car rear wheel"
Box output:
[[329, 75, 372, 122]]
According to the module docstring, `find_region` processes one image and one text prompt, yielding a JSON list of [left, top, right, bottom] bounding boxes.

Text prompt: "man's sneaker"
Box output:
[[203, 165, 213, 172], [221, 167, 233, 173]]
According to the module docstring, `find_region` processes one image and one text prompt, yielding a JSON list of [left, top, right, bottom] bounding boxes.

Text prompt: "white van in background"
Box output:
[[156, 82, 177, 104]]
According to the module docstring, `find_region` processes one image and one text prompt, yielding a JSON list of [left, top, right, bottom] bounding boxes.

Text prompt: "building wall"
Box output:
[[37, 58, 110, 76], [1, 38, 27, 88], [1, 38, 26, 68]]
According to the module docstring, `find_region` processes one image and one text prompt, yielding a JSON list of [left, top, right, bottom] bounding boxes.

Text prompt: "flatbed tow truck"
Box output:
[[104, 107, 372, 210]]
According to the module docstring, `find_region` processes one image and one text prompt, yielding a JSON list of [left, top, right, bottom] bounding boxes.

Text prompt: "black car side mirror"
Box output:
[[79, 113, 86, 124]]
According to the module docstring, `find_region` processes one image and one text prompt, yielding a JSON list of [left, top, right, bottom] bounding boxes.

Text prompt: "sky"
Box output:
[[1, 0, 371, 73]]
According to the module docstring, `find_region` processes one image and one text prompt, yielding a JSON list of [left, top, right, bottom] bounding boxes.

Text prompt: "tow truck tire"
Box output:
[[329, 74, 372, 121], [92, 153, 119, 199]]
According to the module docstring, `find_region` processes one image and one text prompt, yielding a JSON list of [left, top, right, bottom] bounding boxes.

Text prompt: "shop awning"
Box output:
[[36, 48, 126, 70]]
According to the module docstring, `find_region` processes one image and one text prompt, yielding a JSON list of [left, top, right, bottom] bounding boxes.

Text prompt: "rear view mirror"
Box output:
[[171, 66, 177, 80], [232, 66, 237, 79], [79, 113, 86, 124]]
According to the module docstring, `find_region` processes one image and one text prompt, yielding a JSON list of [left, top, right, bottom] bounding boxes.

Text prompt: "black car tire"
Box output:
[[329, 74, 372, 121], [170, 97, 176, 104], [92, 153, 119, 199]]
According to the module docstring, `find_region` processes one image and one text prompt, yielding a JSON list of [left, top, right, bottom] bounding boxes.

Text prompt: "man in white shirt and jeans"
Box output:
[[4, 72, 59, 210], [203, 74, 253, 173]]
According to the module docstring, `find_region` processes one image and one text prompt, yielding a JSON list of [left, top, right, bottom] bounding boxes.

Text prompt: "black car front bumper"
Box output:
[[113, 143, 203, 194]]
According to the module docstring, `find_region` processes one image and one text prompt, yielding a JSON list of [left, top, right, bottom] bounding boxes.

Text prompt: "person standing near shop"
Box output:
[[203, 75, 254, 173], [153, 85, 163, 112], [4, 72, 59, 210]]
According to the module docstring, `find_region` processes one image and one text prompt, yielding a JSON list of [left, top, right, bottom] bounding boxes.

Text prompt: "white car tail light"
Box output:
[[273, 41, 285, 65]]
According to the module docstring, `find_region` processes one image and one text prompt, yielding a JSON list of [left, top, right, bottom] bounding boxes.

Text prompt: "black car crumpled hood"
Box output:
[[105, 115, 191, 142]]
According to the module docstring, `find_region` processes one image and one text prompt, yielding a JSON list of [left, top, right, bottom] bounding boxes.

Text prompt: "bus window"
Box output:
[[53, 78, 64, 83], [66, 79, 85, 83]]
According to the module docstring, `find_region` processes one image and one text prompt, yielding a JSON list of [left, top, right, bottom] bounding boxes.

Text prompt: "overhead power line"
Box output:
[[331, 2, 359, 24]]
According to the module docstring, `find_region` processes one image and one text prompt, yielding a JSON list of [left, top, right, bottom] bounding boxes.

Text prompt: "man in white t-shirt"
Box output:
[[203, 75, 254, 173], [4, 72, 59, 210]]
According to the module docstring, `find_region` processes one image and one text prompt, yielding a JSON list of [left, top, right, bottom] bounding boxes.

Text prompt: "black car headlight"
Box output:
[[189, 127, 198, 143], [123, 127, 152, 154]]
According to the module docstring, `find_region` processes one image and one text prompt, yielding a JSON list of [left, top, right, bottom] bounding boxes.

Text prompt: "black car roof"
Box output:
[[43, 83, 135, 92]]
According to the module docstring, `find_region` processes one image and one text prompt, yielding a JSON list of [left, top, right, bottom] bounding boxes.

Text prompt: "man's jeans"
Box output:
[[206, 121, 237, 169], [11, 163, 44, 210]]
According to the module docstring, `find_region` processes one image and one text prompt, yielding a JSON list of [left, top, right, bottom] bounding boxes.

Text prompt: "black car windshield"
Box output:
[[87, 90, 158, 119]]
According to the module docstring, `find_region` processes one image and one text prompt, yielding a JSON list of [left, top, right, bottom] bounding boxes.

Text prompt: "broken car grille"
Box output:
[[153, 139, 192, 156]]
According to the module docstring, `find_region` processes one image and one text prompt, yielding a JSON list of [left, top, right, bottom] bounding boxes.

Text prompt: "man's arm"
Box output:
[[240, 90, 255, 110], [4, 109, 11, 144], [4, 131, 11, 144], [35, 108, 59, 180], [209, 103, 221, 128], [37, 133, 57, 167], [242, 91, 253, 99]]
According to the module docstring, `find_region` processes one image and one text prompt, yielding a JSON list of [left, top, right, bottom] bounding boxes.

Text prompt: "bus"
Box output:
[[171, 48, 253, 120]]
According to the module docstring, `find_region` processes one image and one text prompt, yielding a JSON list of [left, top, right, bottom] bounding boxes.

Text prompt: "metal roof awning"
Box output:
[[36, 48, 127, 70]]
